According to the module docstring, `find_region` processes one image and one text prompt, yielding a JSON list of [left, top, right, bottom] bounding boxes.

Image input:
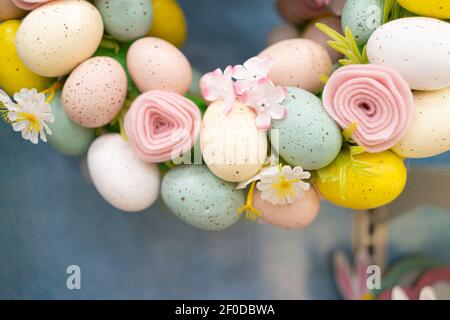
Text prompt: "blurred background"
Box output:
[[0, 0, 449, 299]]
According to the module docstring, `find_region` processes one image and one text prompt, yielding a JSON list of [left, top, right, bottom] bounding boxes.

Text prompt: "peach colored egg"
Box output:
[[15, 0, 104, 77], [62, 57, 127, 128], [253, 188, 320, 230], [258, 38, 332, 94], [267, 25, 300, 46], [126, 37, 192, 94], [0, 0, 26, 20], [302, 16, 343, 63]]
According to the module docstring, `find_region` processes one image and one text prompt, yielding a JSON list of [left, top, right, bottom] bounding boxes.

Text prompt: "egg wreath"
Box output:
[[0, 0, 449, 231]]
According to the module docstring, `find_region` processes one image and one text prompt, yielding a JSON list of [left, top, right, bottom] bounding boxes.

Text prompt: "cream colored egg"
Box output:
[[62, 57, 127, 128], [392, 86, 450, 158], [126, 37, 192, 94], [259, 38, 332, 94], [367, 17, 450, 91], [201, 100, 267, 183], [87, 134, 161, 212], [15, 0, 104, 77]]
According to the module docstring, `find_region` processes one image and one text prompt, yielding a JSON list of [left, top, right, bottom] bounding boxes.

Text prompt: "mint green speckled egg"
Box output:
[[161, 165, 244, 231], [95, 0, 152, 43], [342, 0, 383, 46], [270, 87, 342, 170], [47, 91, 95, 156]]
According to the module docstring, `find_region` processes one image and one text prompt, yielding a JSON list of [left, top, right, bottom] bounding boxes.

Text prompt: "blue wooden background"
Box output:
[[0, 0, 449, 299]]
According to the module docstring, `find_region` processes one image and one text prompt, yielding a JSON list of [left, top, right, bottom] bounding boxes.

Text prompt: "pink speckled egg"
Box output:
[[253, 188, 320, 230], [62, 57, 127, 128], [302, 16, 343, 63], [0, 0, 26, 20], [258, 38, 332, 94], [126, 37, 192, 94]]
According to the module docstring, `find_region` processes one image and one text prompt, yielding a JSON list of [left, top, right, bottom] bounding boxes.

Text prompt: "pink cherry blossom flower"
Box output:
[[233, 57, 273, 95], [200, 66, 236, 114], [242, 78, 287, 131]]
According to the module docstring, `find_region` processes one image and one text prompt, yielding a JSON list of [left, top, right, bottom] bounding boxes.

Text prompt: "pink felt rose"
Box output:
[[124, 90, 201, 163], [322, 64, 414, 153], [12, 0, 54, 10]]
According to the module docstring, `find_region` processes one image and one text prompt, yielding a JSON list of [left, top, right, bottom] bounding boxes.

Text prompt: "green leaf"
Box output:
[[315, 23, 368, 66]]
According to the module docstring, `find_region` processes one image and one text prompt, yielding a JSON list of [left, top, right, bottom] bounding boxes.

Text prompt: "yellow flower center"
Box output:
[[272, 176, 299, 199], [17, 112, 41, 131]]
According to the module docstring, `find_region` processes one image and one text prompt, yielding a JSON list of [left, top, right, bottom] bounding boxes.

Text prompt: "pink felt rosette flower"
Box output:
[[12, 0, 54, 10], [322, 64, 414, 153], [124, 90, 201, 163]]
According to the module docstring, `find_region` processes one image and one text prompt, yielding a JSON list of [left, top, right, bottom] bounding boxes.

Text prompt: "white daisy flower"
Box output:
[[0, 88, 55, 144], [256, 165, 311, 205]]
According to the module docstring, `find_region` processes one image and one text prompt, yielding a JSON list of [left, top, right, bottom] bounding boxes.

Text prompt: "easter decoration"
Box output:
[[0, 0, 449, 233]]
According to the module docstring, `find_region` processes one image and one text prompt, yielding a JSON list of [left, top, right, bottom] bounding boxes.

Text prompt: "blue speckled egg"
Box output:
[[95, 0, 152, 43], [270, 87, 342, 170], [47, 91, 96, 156], [341, 0, 383, 46], [161, 165, 244, 231]]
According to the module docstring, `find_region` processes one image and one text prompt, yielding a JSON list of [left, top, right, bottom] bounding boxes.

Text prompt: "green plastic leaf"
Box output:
[[316, 23, 368, 65]]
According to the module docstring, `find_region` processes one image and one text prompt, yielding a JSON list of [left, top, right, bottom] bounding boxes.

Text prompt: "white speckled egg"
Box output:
[[87, 134, 160, 212], [161, 165, 243, 231], [15, 0, 104, 77], [270, 87, 342, 170], [367, 17, 450, 91], [201, 100, 267, 183], [392, 86, 450, 158], [259, 38, 332, 94], [95, 0, 152, 42], [62, 56, 127, 128], [341, 0, 383, 46], [302, 16, 343, 63], [126, 37, 192, 94]]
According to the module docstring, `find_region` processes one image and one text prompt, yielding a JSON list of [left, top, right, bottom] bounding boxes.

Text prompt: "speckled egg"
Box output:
[[270, 87, 342, 170], [148, 0, 187, 47], [367, 17, 450, 91], [0, 20, 52, 96], [302, 16, 343, 63], [15, 0, 104, 77], [341, 0, 383, 46], [47, 91, 96, 156], [392, 86, 450, 158], [88, 133, 160, 212], [201, 100, 268, 183], [62, 56, 127, 128], [95, 0, 152, 42], [258, 38, 332, 94], [397, 0, 450, 19], [0, 0, 26, 20], [267, 25, 300, 46], [126, 37, 192, 94], [316, 150, 407, 210], [253, 188, 320, 230], [161, 165, 244, 231]]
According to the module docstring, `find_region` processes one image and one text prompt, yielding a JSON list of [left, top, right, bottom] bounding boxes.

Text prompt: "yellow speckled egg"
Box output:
[[253, 188, 320, 230], [397, 0, 450, 19], [259, 39, 332, 94], [0, 20, 52, 96], [148, 0, 187, 47], [126, 37, 192, 94], [392, 86, 450, 158], [0, 0, 26, 20], [15, 0, 104, 77], [201, 100, 267, 183], [62, 57, 127, 128], [316, 150, 407, 210]]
